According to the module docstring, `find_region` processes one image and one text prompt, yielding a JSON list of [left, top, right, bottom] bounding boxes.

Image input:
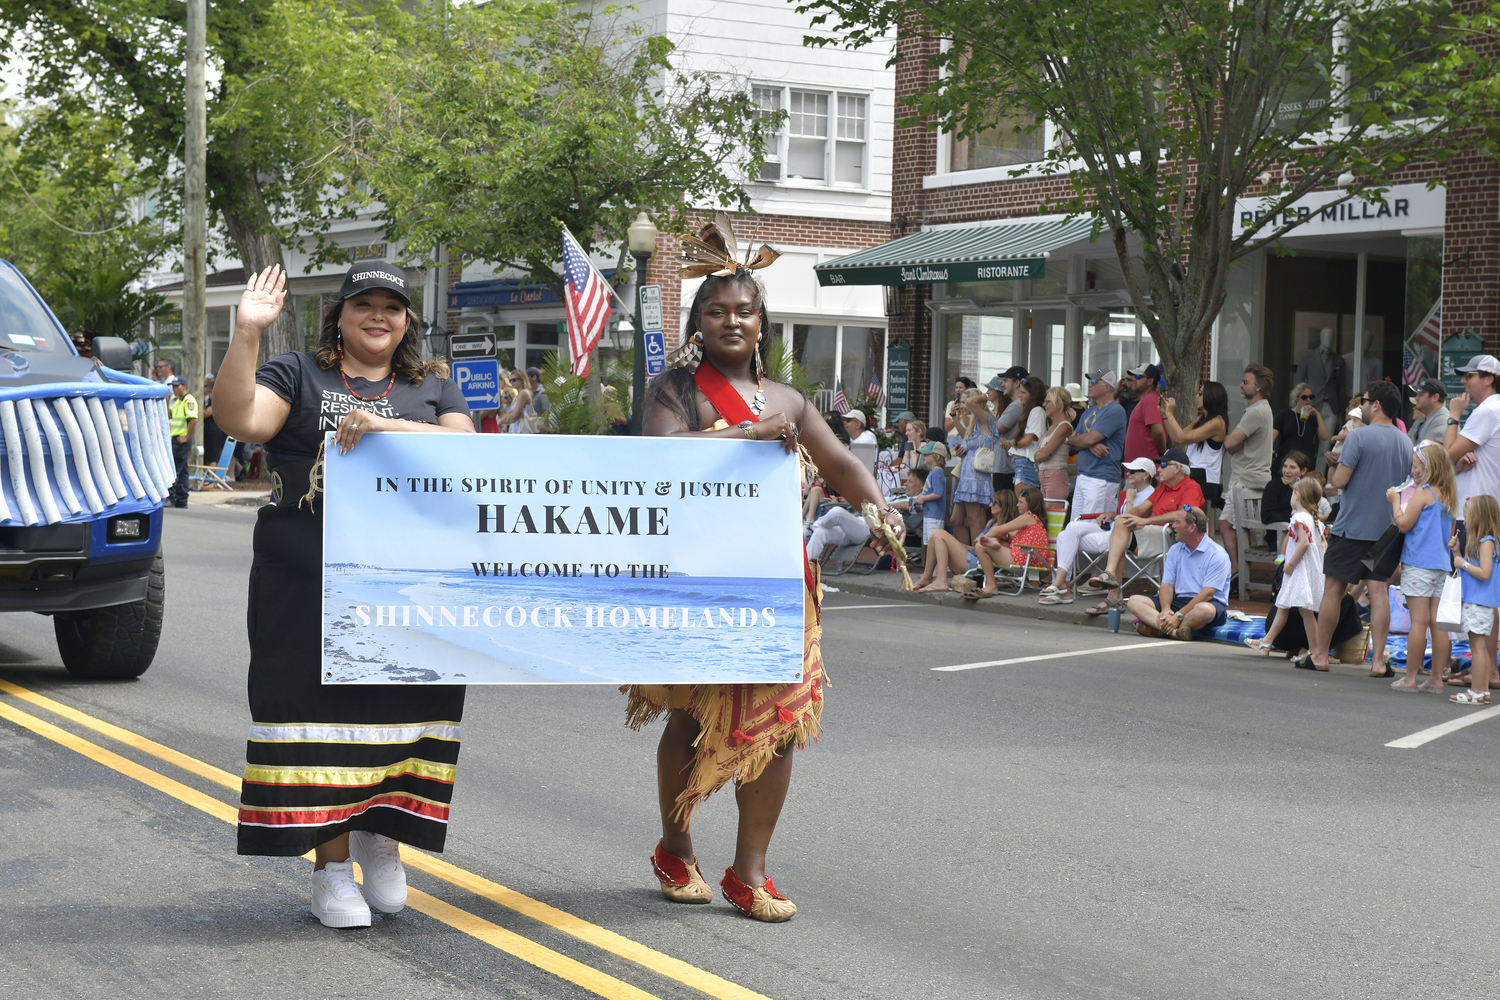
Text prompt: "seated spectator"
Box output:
[[843, 409, 877, 445], [1260, 450, 1311, 548], [969, 485, 1053, 599], [1126, 506, 1231, 640], [1084, 448, 1206, 615], [900, 419, 928, 471], [805, 503, 869, 562], [1039, 458, 1156, 605], [915, 492, 1017, 594]]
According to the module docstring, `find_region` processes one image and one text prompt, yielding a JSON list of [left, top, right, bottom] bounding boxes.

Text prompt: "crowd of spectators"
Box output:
[[802, 352, 1500, 707]]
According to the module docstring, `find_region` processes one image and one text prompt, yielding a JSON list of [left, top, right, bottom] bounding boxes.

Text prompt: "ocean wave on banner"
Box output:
[[322, 570, 805, 684]]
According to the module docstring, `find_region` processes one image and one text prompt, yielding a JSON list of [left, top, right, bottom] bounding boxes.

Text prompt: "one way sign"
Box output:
[[451, 333, 496, 359]]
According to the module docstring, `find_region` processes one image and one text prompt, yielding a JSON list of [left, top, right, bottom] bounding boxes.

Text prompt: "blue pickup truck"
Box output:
[[0, 260, 171, 678]]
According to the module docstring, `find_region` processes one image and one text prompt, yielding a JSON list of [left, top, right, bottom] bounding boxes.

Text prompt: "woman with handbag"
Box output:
[[950, 387, 998, 545], [1389, 441, 1456, 692]]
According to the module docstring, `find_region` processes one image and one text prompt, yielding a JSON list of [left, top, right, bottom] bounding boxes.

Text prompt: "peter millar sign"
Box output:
[[816, 257, 1045, 287]]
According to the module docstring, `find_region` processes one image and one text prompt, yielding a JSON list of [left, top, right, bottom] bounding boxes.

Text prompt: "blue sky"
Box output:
[[323, 433, 805, 579]]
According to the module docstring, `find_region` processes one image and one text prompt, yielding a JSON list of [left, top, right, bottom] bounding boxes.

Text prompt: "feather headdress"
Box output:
[[678, 212, 781, 279]]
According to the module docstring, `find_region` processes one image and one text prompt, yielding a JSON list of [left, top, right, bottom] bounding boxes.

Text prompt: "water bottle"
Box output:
[[1108, 606, 1121, 632]]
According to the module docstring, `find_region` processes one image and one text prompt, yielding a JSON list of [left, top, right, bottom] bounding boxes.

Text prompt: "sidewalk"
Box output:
[[185, 485, 271, 508], [822, 562, 1273, 632]]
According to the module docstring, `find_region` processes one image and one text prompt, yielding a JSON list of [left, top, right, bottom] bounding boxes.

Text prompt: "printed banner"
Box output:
[[321, 433, 806, 684]]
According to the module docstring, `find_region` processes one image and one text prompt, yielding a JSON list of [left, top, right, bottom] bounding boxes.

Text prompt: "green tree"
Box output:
[[0, 99, 173, 339], [298, 0, 779, 295], [799, 0, 1500, 403], [0, 0, 396, 359]]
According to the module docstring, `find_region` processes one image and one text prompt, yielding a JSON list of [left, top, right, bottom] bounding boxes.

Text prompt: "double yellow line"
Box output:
[[0, 678, 770, 1000]]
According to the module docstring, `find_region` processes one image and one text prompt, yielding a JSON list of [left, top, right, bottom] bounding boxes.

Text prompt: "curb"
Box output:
[[823, 574, 1114, 630]]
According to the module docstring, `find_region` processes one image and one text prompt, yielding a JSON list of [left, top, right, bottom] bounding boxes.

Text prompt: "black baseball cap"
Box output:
[[999, 366, 1030, 381], [338, 259, 411, 306], [1411, 377, 1446, 399], [1160, 447, 1192, 470]]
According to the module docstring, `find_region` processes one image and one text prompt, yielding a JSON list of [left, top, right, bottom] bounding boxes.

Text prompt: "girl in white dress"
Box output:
[[1246, 479, 1325, 653]]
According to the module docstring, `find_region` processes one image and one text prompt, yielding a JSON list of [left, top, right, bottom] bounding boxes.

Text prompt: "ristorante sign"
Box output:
[[816, 257, 1045, 286], [320, 433, 806, 685]]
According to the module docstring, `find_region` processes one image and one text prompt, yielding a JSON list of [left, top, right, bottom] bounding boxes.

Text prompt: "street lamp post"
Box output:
[[627, 211, 658, 435]]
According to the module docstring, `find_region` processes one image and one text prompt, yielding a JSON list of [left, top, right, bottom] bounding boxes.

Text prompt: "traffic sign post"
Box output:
[[450, 333, 497, 360], [454, 359, 502, 410], [639, 285, 663, 332], [643, 330, 666, 377]]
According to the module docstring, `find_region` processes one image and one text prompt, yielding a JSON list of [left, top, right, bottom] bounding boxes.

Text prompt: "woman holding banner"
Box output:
[[631, 219, 903, 922], [215, 259, 473, 929]]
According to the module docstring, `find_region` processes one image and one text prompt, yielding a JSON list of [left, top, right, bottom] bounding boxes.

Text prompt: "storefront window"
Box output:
[[1031, 259, 1069, 298], [1405, 236, 1442, 389], [943, 313, 1015, 387], [794, 324, 837, 409], [526, 321, 560, 371], [840, 327, 879, 398], [206, 307, 231, 377], [1082, 308, 1156, 377]]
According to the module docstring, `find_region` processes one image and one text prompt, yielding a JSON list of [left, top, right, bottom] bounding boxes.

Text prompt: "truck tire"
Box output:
[[54, 551, 165, 679]]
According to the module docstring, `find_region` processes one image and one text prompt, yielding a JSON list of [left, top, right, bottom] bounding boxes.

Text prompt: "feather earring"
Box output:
[[667, 331, 704, 371]]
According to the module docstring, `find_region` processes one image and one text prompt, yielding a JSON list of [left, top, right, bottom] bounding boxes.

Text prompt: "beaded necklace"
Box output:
[[339, 363, 395, 403]]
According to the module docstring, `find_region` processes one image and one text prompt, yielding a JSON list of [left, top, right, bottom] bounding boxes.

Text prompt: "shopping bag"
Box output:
[[1435, 572, 1464, 632], [1360, 524, 1403, 581]]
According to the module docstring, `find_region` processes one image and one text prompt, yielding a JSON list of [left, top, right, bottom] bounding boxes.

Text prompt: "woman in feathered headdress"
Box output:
[[624, 216, 904, 922]]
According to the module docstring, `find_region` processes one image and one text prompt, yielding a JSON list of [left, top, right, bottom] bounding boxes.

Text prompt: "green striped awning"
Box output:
[[814, 217, 1097, 287]]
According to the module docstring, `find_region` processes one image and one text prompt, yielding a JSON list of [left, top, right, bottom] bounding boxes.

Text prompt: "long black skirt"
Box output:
[[236, 502, 466, 857]]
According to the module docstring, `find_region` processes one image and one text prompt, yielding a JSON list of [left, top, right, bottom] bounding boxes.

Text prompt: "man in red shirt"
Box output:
[[1086, 448, 1206, 614], [1123, 363, 1167, 463]]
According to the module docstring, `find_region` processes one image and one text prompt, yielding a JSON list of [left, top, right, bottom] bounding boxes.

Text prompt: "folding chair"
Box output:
[[1234, 494, 1288, 600], [1075, 522, 1173, 594], [189, 436, 237, 491], [994, 498, 1069, 596]]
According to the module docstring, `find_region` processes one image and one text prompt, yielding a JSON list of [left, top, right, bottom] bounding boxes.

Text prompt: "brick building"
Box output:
[[824, 20, 1499, 433]]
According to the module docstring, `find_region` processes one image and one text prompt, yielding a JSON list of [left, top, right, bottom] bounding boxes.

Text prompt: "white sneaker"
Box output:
[[348, 830, 408, 913], [310, 859, 371, 928]]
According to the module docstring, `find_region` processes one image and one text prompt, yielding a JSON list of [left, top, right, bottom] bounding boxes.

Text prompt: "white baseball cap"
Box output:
[[1123, 457, 1157, 475], [841, 409, 867, 426]]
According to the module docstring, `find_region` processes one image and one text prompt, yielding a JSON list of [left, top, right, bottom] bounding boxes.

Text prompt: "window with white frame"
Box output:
[[752, 85, 868, 188]]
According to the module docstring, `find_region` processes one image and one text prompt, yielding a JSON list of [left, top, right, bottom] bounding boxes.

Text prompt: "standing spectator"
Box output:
[[1034, 386, 1074, 500], [526, 366, 549, 424], [1218, 365, 1275, 582], [1006, 375, 1048, 491], [944, 376, 976, 434], [986, 366, 1027, 494], [1084, 448, 1205, 616], [950, 389, 998, 544], [1303, 380, 1413, 673], [1389, 441, 1456, 693], [1125, 506, 1231, 640], [905, 443, 948, 543], [202, 374, 228, 470], [166, 375, 198, 508], [1123, 363, 1166, 463], [153, 358, 176, 383], [1448, 494, 1500, 705], [1163, 380, 1228, 516], [1041, 458, 1156, 606], [842, 409, 877, 445], [1066, 370, 1128, 521], [1444, 356, 1500, 516], [497, 370, 533, 432], [1273, 382, 1330, 472], [1406, 377, 1447, 446], [1115, 372, 1138, 424], [1246, 478, 1326, 654]]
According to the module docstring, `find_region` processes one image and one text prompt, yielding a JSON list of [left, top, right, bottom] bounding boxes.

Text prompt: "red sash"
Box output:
[[693, 362, 819, 601], [693, 362, 758, 426]]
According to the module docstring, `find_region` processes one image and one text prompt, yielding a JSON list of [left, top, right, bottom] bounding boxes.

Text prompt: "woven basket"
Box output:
[[1333, 625, 1371, 664]]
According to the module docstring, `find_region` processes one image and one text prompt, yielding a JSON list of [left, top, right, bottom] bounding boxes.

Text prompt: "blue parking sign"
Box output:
[[454, 359, 501, 409], [643, 329, 666, 377]]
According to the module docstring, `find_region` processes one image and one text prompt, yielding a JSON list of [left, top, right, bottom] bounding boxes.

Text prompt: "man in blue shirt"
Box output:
[[1067, 369, 1128, 521], [1126, 506, 1231, 640]]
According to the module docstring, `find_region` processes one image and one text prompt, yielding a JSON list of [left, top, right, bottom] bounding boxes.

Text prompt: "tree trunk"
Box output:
[[214, 165, 300, 363]]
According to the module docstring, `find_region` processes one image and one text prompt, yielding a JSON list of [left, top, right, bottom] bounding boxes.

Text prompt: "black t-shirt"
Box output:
[[255, 351, 471, 468], [1273, 407, 1320, 467]]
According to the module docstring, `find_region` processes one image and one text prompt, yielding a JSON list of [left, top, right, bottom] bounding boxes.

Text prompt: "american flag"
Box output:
[[1402, 347, 1425, 387], [866, 371, 887, 407], [833, 381, 850, 413], [1410, 299, 1441, 352], [561, 226, 612, 378]]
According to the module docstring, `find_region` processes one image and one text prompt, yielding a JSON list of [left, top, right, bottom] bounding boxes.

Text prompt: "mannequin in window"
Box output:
[[1343, 329, 1383, 398], [1294, 327, 1347, 430]]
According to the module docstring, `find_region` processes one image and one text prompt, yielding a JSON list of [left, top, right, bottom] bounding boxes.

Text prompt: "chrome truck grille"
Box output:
[[0, 384, 173, 526]]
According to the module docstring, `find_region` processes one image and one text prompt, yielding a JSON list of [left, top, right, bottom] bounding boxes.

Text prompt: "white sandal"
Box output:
[[1039, 584, 1062, 596], [1243, 637, 1272, 654]]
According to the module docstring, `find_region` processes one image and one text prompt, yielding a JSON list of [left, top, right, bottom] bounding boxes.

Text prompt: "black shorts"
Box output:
[[1148, 594, 1229, 629], [1325, 533, 1388, 585], [991, 472, 1015, 493], [1190, 469, 1223, 512]]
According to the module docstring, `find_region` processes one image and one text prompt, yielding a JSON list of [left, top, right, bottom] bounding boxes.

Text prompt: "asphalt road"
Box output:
[[4, 503, 1500, 1000]]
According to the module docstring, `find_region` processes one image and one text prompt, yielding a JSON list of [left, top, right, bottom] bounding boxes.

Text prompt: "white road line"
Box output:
[[933, 639, 1180, 672], [822, 604, 915, 611], [1385, 706, 1500, 748]]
